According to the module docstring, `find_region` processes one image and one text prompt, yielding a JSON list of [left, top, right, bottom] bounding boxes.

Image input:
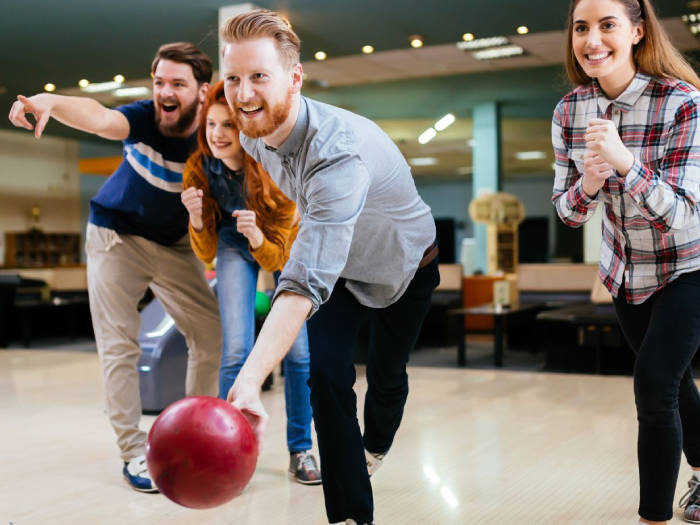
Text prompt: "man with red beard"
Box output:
[[220, 10, 439, 525], [8, 43, 222, 494]]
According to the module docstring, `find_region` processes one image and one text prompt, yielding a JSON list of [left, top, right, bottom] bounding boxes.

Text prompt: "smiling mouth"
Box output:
[[161, 103, 178, 113], [238, 105, 263, 117], [212, 141, 232, 148], [585, 51, 612, 64]]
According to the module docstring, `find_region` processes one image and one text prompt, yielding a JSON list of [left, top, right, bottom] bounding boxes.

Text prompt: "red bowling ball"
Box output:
[[146, 395, 258, 509]]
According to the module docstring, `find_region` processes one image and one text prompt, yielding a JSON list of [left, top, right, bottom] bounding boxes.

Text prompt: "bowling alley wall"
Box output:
[[0, 129, 82, 265]]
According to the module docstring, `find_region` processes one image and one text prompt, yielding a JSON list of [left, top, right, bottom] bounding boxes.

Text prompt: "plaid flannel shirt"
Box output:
[[552, 72, 700, 304]]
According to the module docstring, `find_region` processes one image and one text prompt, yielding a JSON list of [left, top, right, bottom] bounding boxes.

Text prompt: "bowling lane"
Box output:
[[1, 347, 699, 524]]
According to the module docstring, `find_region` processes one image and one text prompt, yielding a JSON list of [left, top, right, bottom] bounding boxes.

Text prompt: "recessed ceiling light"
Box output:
[[462, 33, 475, 41], [410, 35, 423, 48], [418, 128, 437, 144], [515, 151, 546, 161], [456, 36, 509, 50], [314, 51, 327, 61], [81, 81, 122, 93], [44, 83, 56, 92], [113, 74, 125, 84], [434, 113, 456, 131], [517, 26, 529, 35], [472, 45, 524, 60], [114, 86, 151, 98], [409, 157, 439, 166], [78, 79, 89, 88], [362, 45, 374, 54]]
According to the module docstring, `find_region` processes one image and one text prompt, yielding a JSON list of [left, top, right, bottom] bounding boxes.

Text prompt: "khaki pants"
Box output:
[[86, 224, 222, 461]]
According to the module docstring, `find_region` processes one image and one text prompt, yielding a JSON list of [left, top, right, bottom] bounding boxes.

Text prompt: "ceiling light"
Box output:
[[113, 74, 125, 84], [434, 113, 456, 131], [409, 157, 438, 166], [462, 33, 475, 41], [314, 51, 327, 61], [44, 83, 56, 92], [82, 80, 122, 93], [457, 36, 509, 50], [78, 79, 89, 88], [517, 26, 529, 35], [472, 45, 524, 60], [114, 86, 151, 98], [418, 128, 437, 144], [410, 35, 423, 48], [362, 45, 374, 54], [515, 151, 546, 160]]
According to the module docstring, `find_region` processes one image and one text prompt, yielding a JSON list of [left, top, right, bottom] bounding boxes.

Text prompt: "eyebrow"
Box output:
[[574, 15, 619, 24], [153, 76, 189, 82]]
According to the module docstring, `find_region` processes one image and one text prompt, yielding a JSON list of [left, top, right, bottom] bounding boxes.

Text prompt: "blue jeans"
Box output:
[[216, 241, 313, 453]]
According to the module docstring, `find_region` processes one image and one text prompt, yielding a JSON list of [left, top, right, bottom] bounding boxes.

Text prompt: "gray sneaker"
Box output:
[[680, 476, 700, 523], [365, 449, 385, 477], [289, 451, 322, 485]]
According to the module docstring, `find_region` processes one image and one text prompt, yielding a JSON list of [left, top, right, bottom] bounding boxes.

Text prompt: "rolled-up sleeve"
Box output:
[[551, 100, 599, 227], [273, 149, 370, 316]]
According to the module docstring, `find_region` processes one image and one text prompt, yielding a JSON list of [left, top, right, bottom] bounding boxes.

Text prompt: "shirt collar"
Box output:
[[265, 96, 308, 158], [201, 155, 241, 177], [595, 71, 651, 115]]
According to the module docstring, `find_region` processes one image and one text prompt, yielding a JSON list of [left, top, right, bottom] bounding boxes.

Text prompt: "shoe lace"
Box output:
[[297, 451, 317, 472], [129, 455, 151, 478], [680, 477, 700, 508]]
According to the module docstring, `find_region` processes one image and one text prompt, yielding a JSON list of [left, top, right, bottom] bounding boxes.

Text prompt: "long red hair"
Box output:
[[196, 80, 297, 245]]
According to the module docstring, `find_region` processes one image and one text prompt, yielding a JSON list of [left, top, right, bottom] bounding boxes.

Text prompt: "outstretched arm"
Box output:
[[227, 291, 312, 445], [8, 93, 129, 140]]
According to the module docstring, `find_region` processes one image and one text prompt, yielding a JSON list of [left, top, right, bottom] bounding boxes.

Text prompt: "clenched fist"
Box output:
[[181, 187, 204, 231], [585, 118, 635, 176], [582, 149, 614, 198], [233, 209, 264, 249]]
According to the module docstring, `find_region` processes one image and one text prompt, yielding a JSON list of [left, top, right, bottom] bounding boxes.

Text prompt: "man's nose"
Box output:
[[237, 79, 254, 102]]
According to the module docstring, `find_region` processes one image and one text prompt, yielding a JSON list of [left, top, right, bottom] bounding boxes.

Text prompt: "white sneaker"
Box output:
[[365, 449, 385, 477], [122, 454, 158, 493]]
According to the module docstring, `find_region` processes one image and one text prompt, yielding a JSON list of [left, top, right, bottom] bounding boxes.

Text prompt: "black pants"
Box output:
[[613, 270, 700, 521], [307, 258, 439, 524]]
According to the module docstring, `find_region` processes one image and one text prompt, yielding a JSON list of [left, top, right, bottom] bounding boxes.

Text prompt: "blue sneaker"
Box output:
[[123, 455, 158, 493]]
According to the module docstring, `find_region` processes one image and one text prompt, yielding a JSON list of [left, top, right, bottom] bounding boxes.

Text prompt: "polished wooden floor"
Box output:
[[0, 346, 695, 524]]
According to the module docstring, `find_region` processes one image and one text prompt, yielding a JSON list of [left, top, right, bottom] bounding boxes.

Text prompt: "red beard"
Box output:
[[233, 89, 293, 139]]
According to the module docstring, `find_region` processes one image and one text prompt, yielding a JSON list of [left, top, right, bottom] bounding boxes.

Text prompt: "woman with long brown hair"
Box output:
[[553, 0, 700, 523], [180, 80, 321, 485]]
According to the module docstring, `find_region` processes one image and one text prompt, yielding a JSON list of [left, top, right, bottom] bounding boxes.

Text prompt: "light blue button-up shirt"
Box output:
[[241, 96, 435, 314]]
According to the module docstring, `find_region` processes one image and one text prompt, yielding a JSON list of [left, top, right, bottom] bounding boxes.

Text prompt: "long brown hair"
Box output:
[[564, 0, 700, 90], [196, 81, 297, 246]]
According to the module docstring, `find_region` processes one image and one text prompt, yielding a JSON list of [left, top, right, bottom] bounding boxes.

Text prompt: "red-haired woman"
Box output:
[[180, 80, 320, 485]]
